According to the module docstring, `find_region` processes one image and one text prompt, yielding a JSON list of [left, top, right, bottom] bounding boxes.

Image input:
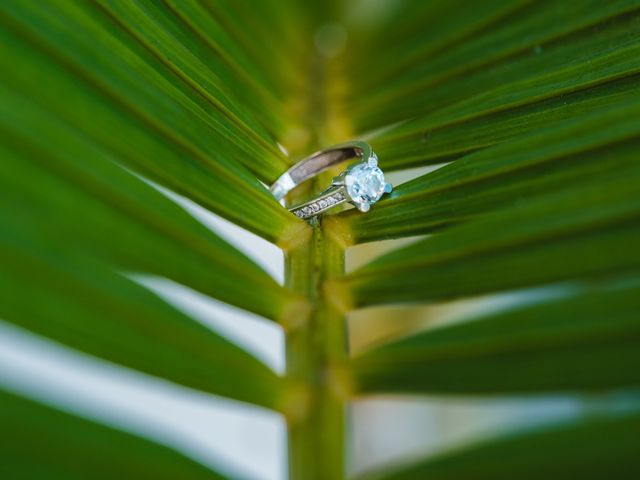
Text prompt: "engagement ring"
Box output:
[[270, 141, 392, 220]]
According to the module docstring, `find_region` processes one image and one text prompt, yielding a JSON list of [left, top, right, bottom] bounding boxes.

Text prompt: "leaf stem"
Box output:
[[285, 217, 347, 480]]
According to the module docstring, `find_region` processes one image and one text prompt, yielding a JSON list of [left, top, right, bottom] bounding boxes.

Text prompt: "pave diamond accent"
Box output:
[[292, 190, 346, 219]]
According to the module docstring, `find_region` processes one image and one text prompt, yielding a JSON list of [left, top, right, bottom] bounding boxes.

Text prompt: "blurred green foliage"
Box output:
[[0, 0, 638, 478]]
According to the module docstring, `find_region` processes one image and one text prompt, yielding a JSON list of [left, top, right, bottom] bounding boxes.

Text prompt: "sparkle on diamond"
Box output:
[[345, 160, 386, 211]]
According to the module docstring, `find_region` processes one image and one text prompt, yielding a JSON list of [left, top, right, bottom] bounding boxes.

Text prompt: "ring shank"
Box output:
[[269, 141, 370, 200], [287, 147, 359, 185]]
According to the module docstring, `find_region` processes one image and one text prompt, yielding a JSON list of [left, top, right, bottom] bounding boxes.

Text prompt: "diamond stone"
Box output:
[[345, 158, 387, 212]]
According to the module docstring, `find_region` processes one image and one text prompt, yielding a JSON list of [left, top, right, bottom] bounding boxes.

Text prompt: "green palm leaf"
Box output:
[[353, 283, 640, 394], [1, 0, 639, 478], [0, 1, 306, 242], [338, 168, 640, 307], [0, 388, 226, 479], [0, 247, 282, 408], [337, 99, 640, 241], [0, 95, 297, 321], [354, 1, 640, 134], [357, 412, 640, 480]]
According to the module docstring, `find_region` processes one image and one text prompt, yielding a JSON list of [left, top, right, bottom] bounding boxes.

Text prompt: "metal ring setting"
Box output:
[[269, 141, 392, 220]]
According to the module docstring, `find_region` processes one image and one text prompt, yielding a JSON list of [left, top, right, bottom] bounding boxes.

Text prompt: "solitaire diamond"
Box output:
[[344, 154, 392, 212]]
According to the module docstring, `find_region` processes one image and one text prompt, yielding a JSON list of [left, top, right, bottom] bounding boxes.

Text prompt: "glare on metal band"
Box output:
[[269, 141, 392, 220]]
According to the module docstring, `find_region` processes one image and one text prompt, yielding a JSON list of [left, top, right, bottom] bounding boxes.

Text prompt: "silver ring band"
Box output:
[[270, 141, 371, 201], [270, 141, 391, 220]]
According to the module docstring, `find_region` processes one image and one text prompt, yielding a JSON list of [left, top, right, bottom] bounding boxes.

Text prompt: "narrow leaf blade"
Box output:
[[357, 413, 640, 480], [0, 244, 283, 409], [0, 388, 226, 480], [354, 285, 640, 395]]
